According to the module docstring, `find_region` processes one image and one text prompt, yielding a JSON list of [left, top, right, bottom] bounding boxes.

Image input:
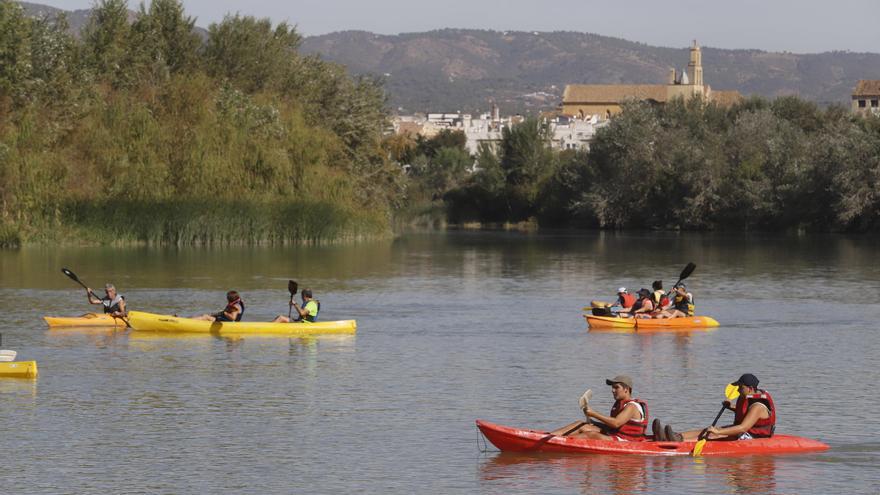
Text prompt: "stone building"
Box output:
[[852, 80, 880, 115], [561, 41, 741, 120]]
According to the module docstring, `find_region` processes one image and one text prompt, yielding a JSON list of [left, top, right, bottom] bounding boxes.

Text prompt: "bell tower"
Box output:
[[687, 40, 703, 87]]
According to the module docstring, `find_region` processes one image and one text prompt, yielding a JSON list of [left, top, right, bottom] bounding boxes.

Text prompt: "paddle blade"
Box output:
[[61, 268, 79, 282], [725, 383, 740, 401], [678, 262, 697, 282], [692, 438, 707, 457], [288, 280, 298, 296], [578, 389, 593, 410]]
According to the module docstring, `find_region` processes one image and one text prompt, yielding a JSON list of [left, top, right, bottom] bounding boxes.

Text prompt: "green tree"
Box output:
[[129, 0, 201, 79], [203, 14, 301, 92], [0, 1, 33, 106], [81, 0, 131, 84], [417, 146, 471, 199], [584, 101, 661, 228]]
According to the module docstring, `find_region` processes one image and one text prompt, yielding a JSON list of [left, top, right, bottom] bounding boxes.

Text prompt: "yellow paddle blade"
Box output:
[[693, 438, 707, 456], [725, 383, 740, 400]]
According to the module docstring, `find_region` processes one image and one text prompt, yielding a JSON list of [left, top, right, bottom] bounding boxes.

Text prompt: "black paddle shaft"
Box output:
[[287, 280, 298, 319], [699, 402, 729, 440], [561, 421, 586, 437], [62, 268, 101, 299]]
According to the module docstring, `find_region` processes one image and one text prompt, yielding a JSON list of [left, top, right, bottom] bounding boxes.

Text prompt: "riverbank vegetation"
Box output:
[[3, 1, 879, 247], [429, 97, 880, 232], [0, 0, 401, 246]]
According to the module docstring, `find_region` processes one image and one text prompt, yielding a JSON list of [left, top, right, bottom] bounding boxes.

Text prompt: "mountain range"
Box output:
[[19, 2, 880, 114]]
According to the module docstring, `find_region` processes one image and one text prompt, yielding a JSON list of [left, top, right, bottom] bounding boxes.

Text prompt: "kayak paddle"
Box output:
[[691, 383, 741, 456], [62, 268, 100, 298], [560, 389, 594, 436], [61, 268, 131, 328], [672, 262, 696, 289], [287, 280, 298, 319]]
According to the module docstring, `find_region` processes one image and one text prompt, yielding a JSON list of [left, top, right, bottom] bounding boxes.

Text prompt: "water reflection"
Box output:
[[480, 452, 778, 495], [0, 379, 38, 399], [1, 232, 876, 493]]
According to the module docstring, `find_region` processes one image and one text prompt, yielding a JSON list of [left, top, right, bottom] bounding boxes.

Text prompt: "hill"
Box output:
[[18, 1, 98, 33], [17, 3, 880, 114], [301, 29, 880, 113]]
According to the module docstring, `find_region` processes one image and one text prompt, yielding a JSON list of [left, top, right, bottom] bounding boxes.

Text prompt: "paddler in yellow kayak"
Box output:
[[272, 288, 320, 323], [549, 375, 649, 441], [193, 290, 245, 322], [86, 283, 127, 318]]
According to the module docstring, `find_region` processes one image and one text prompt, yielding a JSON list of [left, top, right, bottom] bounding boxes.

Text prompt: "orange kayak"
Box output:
[[584, 315, 719, 330], [476, 420, 828, 456], [44, 313, 126, 328]]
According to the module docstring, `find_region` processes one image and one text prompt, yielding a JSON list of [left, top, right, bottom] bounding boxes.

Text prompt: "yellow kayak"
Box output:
[[0, 361, 38, 379], [44, 313, 126, 328], [127, 311, 357, 336]]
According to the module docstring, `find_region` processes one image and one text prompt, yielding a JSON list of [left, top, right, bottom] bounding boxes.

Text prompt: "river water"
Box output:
[[1, 231, 878, 494]]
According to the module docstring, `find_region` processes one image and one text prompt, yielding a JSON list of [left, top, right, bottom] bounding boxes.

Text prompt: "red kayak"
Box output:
[[476, 420, 829, 456]]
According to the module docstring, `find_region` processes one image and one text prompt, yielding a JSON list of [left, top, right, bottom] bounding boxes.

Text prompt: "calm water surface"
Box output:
[[1, 231, 878, 494]]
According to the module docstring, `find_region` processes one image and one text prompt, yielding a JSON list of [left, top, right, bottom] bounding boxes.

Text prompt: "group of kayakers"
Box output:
[[85, 285, 320, 323], [550, 373, 774, 443], [602, 280, 695, 319]]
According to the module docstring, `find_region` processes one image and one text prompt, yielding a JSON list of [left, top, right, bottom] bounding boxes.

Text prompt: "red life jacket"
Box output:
[[609, 398, 649, 441], [619, 293, 636, 308], [734, 390, 776, 438]]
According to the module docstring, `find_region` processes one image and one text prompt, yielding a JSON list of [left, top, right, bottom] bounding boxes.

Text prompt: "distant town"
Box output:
[[393, 41, 880, 154]]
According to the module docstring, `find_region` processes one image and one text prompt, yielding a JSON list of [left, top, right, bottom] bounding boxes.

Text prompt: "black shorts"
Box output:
[[214, 314, 233, 322]]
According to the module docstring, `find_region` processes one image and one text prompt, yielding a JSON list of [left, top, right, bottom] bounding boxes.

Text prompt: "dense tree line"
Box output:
[[0, 0, 401, 246], [440, 97, 880, 232]]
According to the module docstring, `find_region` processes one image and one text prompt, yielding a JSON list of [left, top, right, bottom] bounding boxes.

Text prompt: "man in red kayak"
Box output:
[[657, 373, 775, 441], [549, 375, 649, 441]]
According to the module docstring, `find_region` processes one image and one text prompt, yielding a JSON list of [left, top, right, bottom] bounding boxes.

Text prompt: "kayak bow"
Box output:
[[44, 313, 127, 328]]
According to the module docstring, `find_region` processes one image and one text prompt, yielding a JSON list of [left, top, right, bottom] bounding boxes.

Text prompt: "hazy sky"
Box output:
[[33, 0, 879, 53]]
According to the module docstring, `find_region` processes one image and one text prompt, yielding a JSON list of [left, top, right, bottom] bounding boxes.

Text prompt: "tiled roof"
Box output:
[[853, 80, 880, 97], [709, 90, 743, 107], [563, 84, 668, 104], [396, 121, 424, 136]]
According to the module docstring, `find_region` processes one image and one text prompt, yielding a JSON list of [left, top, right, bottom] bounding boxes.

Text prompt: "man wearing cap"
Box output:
[[615, 288, 636, 311], [659, 373, 775, 442], [549, 374, 649, 441], [87, 283, 127, 318], [655, 283, 694, 319], [619, 289, 654, 318]]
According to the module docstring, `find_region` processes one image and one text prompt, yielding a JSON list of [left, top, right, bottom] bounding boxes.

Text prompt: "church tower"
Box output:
[[686, 40, 703, 87]]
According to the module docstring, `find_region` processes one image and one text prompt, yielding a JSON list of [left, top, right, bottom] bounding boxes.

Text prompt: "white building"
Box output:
[[392, 108, 604, 155]]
